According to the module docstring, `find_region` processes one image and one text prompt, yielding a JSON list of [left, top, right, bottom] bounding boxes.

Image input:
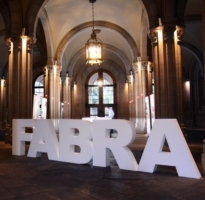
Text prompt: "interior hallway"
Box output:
[[0, 135, 205, 200]]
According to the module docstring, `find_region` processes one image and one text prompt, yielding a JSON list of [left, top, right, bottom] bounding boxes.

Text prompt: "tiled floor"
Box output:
[[0, 135, 204, 200]]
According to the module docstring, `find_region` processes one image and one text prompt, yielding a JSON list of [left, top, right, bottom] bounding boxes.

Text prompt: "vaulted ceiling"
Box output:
[[0, 0, 203, 79]]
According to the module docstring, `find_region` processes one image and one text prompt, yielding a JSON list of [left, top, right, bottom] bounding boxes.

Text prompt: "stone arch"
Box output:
[[176, 0, 188, 26], [55, 21, 140, 65], [26, 0, 49, 37], [72, 58, 127, 118], [140, 0, 159, 28], [140, 9, 149, 60], [66, 43, 131, 77], [39, 8, 54, 65], [180, 41, 203, 74], [81, 59, 126, 82]]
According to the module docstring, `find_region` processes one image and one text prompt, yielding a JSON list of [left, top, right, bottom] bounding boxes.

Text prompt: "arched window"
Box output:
[[86, 70, 116, 118], [33, 74, 45, 118], [34, 74, 44, 98]]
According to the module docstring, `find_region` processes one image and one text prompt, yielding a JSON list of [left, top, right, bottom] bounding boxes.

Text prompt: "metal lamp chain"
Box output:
[[92, 3, 94, 31]]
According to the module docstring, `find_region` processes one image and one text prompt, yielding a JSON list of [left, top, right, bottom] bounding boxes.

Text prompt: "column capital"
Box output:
[[132, 62, 138, 73], [176, 25, 185, 41], [66, 77, 72, 85], [149, 28, 158, 44], [27, 37, 35, 51], [46, 65, 53, 72], [127, 75, 133, 83], [133, 61, 151, 72], [163, 24, 176, 41], [5, 38, 12, 52], [55, 65, 62, 75]]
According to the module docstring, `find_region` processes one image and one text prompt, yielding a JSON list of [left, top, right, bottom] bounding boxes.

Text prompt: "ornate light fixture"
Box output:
[[85, 0, 103, 65]]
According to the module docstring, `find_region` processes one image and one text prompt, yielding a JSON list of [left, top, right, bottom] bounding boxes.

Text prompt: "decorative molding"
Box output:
[[149, 28, 158, 44], [176, 26, 185, 41], [5, 38, 12, 53]]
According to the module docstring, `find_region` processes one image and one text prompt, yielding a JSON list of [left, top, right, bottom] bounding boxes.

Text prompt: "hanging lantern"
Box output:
[[85, 0, 103, 65]]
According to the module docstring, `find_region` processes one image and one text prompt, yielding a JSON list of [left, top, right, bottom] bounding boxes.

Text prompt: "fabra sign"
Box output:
[[12, 119, 201, 179]]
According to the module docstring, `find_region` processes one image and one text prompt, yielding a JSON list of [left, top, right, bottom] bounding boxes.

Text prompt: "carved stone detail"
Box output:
[[149, 28, 158, 44], [127, 75, 133, 83], [176, 26, 185, 41], [132, 62, 138, 73], [5, 38, 11, 52], [27, 37, 34, 51], [163, 24, 176, 41], [67, 77, 72, 85]]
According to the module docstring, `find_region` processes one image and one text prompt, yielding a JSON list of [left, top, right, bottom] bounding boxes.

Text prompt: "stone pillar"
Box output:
[[164, 24, 177, 118], [146, 62, 153, 96], [44, 63, 62, 132], [174, 26, 184, 124], [6, 35, 33, 125], [62, 74, 72, 118], [5, 34, 33, 144], [150, 27, 166, 118], [0, 78, 6, 127], [133, 59, 147, 134], [150, 24, 181, 120], [127, 72, 136, 126]]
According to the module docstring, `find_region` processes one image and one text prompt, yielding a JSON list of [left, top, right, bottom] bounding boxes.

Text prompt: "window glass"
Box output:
[[90, 107, 98, 117], [103, 86, 114, 104], [34, 74, 44, 87], [88, 87, 99, 104]]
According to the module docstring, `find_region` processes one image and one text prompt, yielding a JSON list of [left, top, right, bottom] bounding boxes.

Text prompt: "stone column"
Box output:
[[5, 34, 33, 143], [44, 63, 62, 132], [127, 72, 136, 126], [62, 74, 72, 118], [0, 78, 6, 126], [164, 24, 177, 118], [150, 27, 166, 118], [6, 34, 33, 125], [150, 24, 179, 120], [174, 26, 184, 124], [133, 59, 147, 134], [146, 62, 153, 96]]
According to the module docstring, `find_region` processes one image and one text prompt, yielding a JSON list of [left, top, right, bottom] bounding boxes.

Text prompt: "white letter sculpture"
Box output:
[[59, 120, 93, 164], [27, 120, 59, 161], [12, 119, 34, 156], [137, 119, 201, 179], [92, 120, 138, 171]]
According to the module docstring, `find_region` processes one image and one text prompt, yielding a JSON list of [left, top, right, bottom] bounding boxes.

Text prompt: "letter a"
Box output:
[[138, 119, 201, 179], [27, 120, 59, 161]]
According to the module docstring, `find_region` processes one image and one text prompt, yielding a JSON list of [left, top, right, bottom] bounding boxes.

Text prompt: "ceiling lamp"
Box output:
[[85, 0, 103, 65]]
